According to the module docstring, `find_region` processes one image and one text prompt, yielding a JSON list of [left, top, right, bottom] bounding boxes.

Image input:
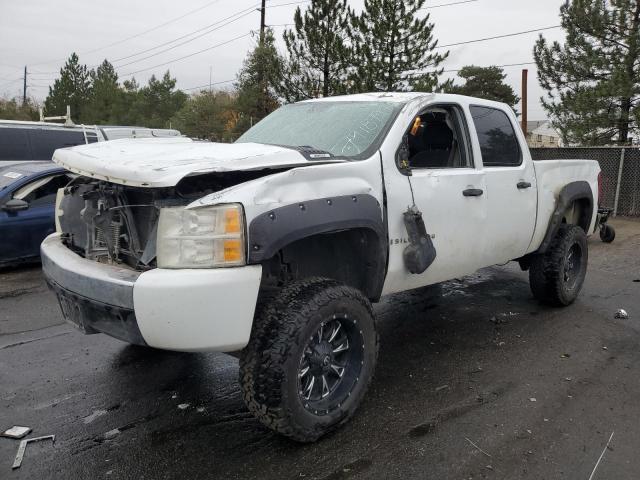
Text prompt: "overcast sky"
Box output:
[[0, 0, 565, 119]]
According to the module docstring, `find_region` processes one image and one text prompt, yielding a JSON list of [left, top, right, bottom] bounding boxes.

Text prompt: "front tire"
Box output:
[[239, 278, 378, 442], [529, 224, 588, 306]]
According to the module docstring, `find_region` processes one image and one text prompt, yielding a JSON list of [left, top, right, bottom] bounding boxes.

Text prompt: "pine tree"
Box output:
[[448, 65, 520, 110], [281, 0, 353, 100], [351, 0, 449, 92], [44, 53, 92, 122], [136, 72, 188, 128], [85, 60, 122, 124], [171, 90, 238, 141], [534, 0, 640, 145], [235, 28, 282, 128]]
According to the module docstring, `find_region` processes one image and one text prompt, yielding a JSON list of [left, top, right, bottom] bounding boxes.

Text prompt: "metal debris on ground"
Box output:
[[529, 398, 537, 402], [434, 385, 449, 392], [12, 435, 55, 469], [615, 309, 628, 319], [587, 431, 615, 480], [1, 426, 31, 439], [464, 437, 492, 458], [177, 403, 190, 410]]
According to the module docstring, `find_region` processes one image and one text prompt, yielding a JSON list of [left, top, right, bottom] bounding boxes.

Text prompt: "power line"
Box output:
[[122, 32, 252, 77], [436, 25, 561, 49], [114, 9, 255, 70], [420, 0, 480, 8], [29, 0, 227, 67], [111, 4, 257, 65], [182, 78, 236, 91]]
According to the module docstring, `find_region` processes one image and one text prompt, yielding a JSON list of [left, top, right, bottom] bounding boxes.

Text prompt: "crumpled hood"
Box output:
[[52, 137, 342, 187]]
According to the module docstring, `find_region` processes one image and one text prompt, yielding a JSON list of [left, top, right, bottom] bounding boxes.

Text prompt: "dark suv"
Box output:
[[0, 121, 99, 161]]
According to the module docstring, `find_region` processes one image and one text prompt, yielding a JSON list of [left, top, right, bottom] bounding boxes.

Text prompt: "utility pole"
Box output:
[[259, 0, 266, 45], [521, 69, 528, 137], [23, 66, 27, 106]]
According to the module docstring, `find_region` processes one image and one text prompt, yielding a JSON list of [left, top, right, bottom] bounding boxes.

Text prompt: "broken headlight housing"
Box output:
[[156, 204, 245, 268]]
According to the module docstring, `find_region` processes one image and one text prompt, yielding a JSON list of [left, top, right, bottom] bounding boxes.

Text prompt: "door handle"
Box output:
[[517, 181, 532, 189], [462, 188, 483, 197]]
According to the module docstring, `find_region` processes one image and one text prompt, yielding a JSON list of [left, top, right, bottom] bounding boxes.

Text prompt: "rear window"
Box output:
[[470, 106, 521, 167], [0, 128, 31, 160], [30, 129, 87, 160]]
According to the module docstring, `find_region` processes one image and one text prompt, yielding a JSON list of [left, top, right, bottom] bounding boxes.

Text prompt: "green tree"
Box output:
[[0, 97, 39, 121], [44, 53, 92, 122], [281, 0, 353, 100], [448, 65, 520, 110], [534, 0, 640, 145], [130, 72, 187, 128], [172, 90, 238, 141], [235, 28, 282, 129], [84, 60, 123, 124], [351, 0, 449, 92]]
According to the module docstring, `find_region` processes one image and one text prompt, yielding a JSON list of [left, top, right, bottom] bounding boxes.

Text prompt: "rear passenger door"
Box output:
[[469, 106, 537, 264]]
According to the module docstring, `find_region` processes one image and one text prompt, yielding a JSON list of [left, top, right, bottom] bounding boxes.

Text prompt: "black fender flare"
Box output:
[[247, 194, 387, 297], [537, 181, 594, 253]]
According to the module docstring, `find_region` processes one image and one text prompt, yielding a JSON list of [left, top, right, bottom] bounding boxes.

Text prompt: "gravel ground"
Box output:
[[1, 218, 639, 479]]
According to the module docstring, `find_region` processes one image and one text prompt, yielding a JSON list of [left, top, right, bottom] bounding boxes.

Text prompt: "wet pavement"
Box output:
[[1, 219, 639, 479]]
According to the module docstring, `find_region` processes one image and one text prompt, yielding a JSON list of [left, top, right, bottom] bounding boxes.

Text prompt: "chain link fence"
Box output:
[[530, 147, 640, 217]]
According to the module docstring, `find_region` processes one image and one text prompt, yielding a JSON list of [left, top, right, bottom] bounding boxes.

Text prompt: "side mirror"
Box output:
[[396, 134, 412, 176], [2, 198, 29, 213]]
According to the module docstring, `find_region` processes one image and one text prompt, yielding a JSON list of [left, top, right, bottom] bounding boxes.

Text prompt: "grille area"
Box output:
[[58, 180, 164, 270]]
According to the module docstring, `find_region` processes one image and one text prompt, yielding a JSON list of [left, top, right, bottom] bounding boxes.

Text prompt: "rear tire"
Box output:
[[529, 224, 588, 306], [600, 224, 615, 243], [239, 277, 378, 442]]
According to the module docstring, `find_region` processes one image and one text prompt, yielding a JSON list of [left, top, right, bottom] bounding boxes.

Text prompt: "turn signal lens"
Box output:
[[223, 239, 243, 262], [224, 208, 241, 234]]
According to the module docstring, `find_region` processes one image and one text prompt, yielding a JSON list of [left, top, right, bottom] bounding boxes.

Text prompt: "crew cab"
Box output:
[[41, 93, 600, 442]]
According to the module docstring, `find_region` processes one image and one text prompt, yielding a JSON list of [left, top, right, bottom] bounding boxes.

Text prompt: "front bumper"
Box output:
[[41, 233, 263, 352]]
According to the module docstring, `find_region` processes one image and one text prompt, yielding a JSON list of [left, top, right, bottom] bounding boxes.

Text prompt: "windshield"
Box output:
[[236, 101, 402, 158], [0, 168, 27, 191]]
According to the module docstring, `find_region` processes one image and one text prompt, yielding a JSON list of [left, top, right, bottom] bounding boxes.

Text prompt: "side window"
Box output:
[[0, 128, 32, 160], [14, 174, 70, 207], [470, 106, 521, 167], [29, 129, 86, 160], [406, 106, 472, 169]]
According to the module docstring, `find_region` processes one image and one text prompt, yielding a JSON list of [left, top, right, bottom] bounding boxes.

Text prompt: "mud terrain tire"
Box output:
[[239, 277, 378, 442], [530, 224, 588, 306]]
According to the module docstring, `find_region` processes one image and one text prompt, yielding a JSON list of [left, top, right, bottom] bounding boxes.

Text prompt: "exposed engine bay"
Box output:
[[57, 170, 280, 270]]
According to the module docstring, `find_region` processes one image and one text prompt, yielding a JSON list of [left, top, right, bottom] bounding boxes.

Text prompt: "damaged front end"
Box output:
[[56, 170, 277, 270], [58, 180, 166, 270]]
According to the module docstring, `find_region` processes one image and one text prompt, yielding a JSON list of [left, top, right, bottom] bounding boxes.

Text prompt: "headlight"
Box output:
[[156, 204, 245, 268]]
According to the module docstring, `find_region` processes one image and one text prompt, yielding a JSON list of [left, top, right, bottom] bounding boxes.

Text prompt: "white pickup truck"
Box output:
[[42, 93, 600, 442]]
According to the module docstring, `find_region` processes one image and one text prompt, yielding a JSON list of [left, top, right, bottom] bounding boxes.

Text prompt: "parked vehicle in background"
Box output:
[[0, 120, 100, 162], [42, 92, 600, 442], [0, 121, 182, 163], [99, 126, 181, 141], [0, 162, 73, 267]]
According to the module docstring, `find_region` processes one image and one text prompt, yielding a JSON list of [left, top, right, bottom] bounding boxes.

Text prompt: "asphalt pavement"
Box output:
[[1, 218, 639, 479]]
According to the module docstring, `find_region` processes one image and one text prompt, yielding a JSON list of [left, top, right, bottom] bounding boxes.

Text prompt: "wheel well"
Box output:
[[259, 228, 386, 301], [537, 181, 594, 254], [562, 198, 592, 233]]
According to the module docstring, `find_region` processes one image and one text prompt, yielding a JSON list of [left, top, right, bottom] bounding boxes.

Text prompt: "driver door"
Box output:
[[382, 103, 488, 294]]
